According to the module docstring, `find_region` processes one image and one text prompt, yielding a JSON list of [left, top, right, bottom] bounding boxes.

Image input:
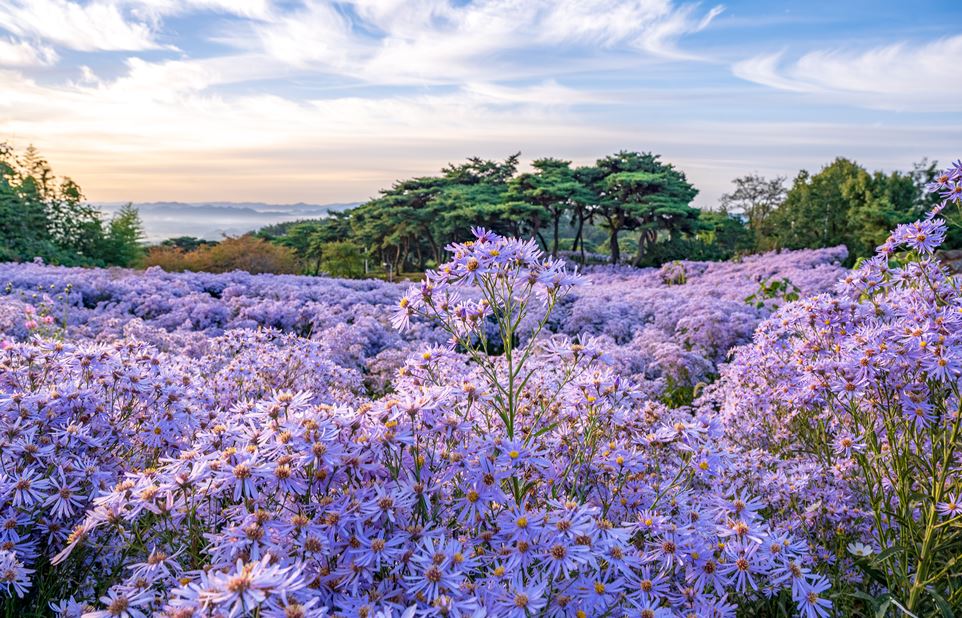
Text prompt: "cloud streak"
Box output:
[[733, 35, 962, 112], [243, 0, 725, 84], [0, 38, 58, 66], [0, 0, 163, 51]]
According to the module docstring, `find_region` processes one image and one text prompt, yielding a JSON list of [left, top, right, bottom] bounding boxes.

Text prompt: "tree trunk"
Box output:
[[536, 230, 548, 253], [425, 229, 441, 265], [392, 245, 403, 279], [633, 228, 654, 267], [572, 214, 585, 263], [571, 213, 584, 251], [633, 230, 644, 267], [552, 212, 560, 256], [608, 225, 620, 264]]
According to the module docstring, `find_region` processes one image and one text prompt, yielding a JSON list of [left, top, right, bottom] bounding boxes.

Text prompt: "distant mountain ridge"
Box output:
[[93, 201, 360, 242]]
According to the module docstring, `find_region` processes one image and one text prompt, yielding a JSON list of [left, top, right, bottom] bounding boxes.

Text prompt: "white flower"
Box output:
[[847, 542, 874, 557]]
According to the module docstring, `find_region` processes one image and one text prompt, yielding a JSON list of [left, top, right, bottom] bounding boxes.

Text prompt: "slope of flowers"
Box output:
[[1, 244, 846, 401], [11, 170, 962, 615], [555, 247, 846, 395], [0, 229, 837, 618]]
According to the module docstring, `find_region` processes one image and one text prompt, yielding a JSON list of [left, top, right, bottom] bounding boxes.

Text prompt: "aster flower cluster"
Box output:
[[0, 328, 360, 612], [0, 226, 849, 617], [556, 246, 845, 398], [716, 161, 962, 614], [1, 240, 845, 405]]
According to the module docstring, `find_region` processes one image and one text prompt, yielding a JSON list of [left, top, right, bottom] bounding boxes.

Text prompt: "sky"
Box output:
[[1, 0, 961, 211]]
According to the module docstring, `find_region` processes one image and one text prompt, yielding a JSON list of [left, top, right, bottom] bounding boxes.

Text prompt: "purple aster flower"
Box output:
[[0, 550, 33, 598], [937, 493, 962, 518], [83, 587, 152, 618], [206, 556, 306, 616], [43, 474, 86, 520], [10, 470, 49, 508], [891, 219, 946, 254], [496, 577, 548, 618], [832, 431, 864, 458], [403, 537, 465, 603], [794, 574, 833, 618], [719, 541, 769, 594]]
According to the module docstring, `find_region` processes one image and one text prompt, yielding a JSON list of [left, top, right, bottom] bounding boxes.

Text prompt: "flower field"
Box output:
[[0, 166, 960, 617]]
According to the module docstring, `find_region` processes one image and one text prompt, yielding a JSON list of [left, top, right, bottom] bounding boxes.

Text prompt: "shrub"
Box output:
[[145, 235, 299, 274], [319, 241, 366, 278]]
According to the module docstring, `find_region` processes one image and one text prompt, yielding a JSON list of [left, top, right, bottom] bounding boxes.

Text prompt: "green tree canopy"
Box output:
[[100, 204, 146, 267], [769, 157, 946, 261], [719, 173, 786, 250], [585, 151, 699, 264], [505, 158, 591, 255], [0, 143, 144, 266]]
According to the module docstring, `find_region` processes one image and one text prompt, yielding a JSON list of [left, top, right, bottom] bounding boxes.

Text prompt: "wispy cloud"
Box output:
[[247, 0, 724, 83], [733, 35, 962, 112], [124, 0, 273, 21], [0, 38, 58, 67], [5, 57, 954, 207], [0, 0, 163, 51]]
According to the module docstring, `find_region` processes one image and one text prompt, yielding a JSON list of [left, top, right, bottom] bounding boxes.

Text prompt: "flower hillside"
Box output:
[[0, 242, 845, 401], [0, 163, 960, 616]]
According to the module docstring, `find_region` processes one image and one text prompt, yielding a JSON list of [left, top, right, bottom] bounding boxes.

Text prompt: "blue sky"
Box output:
[[0, 0, 960, 208]]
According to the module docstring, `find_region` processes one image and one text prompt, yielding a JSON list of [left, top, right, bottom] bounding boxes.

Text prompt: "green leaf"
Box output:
[[928, 589, 955, 618], [531, 422, 559, 439], [875, 598, 892, 618], [853, 557, 890, 587], [874, 545, 904, 563], [849, 590, 881, 610]]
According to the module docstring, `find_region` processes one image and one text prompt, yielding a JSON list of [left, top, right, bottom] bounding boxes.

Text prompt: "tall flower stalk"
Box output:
[[395, 227, 585, 443]]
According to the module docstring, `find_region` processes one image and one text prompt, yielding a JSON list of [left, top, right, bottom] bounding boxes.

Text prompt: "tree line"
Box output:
[[721, 158, 949, 259], [252, 152, 951, 277], [256, 151, 732, 276], [1, 142, 953, 275]]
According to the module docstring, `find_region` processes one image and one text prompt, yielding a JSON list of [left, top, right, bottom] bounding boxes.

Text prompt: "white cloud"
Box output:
[[0, 0, 162, 51], [733, 35, 962, 111], [629, 2, 724, 59], [3, 0, 954, 212], [0, 38, 58, 67], [0, 0, 277, 53], [0, 66, 581, 149], [254, 2, 358, 70], [249, 0, 724, 83], [463, 80, 617, 105], [124, 0, 273, 21]]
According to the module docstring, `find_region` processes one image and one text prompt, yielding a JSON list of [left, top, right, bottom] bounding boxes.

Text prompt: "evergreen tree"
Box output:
[[586, 151, 699, 264], [102, 204, 146, 266], [0, 142, 137, 265], [505, 158, 589, 255]]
